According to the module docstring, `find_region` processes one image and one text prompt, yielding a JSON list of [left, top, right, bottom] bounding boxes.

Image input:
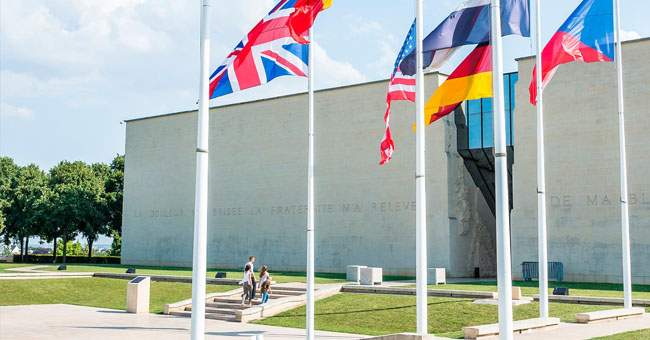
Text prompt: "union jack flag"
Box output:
[[380, 20, 416, 165], [210, 0, 315, 99]]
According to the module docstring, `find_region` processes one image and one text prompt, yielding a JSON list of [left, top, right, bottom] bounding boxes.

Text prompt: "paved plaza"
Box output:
[[0, 304, 363, 340], [1, 303, 648, 340], [514, 314, 650, 340]]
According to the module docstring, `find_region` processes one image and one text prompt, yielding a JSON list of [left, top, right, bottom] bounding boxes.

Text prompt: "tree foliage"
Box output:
[[0, 157, 19, 235], [106, 155, 124, 236], [0, 156, 124, 262], [48, 161, 107, 262], [3, 164, 48, 260], [56, 240, 85, 256]]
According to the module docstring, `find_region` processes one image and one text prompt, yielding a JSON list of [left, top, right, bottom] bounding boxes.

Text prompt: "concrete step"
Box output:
[[205, 313, 238, 321], [206, 302, 248, 309], [267, 289, 305, 296], [169, 311, 237, 322], [186, 306, 238, 315], [268, 293, 302, 299], [214, 297, 262, 305], [267, 286, 306, 293]]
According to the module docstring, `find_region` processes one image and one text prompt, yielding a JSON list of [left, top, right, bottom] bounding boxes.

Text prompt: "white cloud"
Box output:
[[313, 43, 367, 88], [344, 15, 383, 36], [0, 70, 103, 99], [0, 103, 34, 120], [620, 30, 642, 41], [367, 40, 399, 76]]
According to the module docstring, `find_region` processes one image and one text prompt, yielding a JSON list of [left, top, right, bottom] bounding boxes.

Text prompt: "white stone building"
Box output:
[[121, 38, 650, 283]]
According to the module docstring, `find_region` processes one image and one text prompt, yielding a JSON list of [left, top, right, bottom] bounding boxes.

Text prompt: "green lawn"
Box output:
[[35, 263, 353, 284], [254, 292, 635, 338], [0, 277, 234, 314], [422, 281, 650, 300], [0, 263, 39, 273], [589, 329, 650, 339]]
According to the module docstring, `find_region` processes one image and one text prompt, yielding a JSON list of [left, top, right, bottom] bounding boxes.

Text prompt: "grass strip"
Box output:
[[0, 277, 233, 314], [254, 292, 645, 339], [589, 328, 650, 339]]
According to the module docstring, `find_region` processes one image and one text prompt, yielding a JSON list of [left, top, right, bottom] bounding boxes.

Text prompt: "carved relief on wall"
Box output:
[[455, 156, 471, 236]]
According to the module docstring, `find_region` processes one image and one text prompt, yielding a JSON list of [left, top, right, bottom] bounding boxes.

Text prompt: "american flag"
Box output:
[[209, 0, 316, 99], [380, 20, 416, 165]]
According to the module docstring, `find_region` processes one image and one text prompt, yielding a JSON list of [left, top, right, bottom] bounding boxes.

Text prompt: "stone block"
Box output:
[[126, 276, 150, 314], [346, 265, 366, 282], [427, 268, 446, 285], [360, 267, 382, 286], [462, 317, 559, 339], [575, 307, 645, 324], [512, 287, 522, 300]]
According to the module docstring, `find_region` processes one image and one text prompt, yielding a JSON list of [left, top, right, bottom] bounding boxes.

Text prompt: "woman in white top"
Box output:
[[259, 265, 272, 304], [240, 264, 253, 305]]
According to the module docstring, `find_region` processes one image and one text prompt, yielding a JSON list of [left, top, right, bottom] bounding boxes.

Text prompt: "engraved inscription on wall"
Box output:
[[548, 192, 650, 207], [132, 200, 417, 219]]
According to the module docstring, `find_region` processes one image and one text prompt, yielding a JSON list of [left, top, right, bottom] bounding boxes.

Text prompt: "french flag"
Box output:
[[529, 0, 614, 105]]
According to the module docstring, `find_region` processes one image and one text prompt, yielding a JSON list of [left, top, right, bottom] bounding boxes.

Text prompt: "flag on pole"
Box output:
[[287, 0, 332, 44], [424, 43, 492, 125], [399, 0, 530, 76], [209, 0, 332, 99], [529, 0, 614, 105], [379, 21, 416, 165]]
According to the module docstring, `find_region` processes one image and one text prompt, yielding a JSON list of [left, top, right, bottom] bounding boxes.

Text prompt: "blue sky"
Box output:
[[1, 0, 648, 171]]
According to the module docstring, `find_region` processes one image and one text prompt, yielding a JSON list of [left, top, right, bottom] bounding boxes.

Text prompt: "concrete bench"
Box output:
[[462, 317, 559, 339], [533, 294, 650, 307], [360, 267, 382, 285], [427, 268, 445, 285], [346, 265, 366, 282], [575, 307, 645, 324]]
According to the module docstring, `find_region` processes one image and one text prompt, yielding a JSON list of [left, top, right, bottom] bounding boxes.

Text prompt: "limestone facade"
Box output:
[[511, 38, 650, 283], [122, 72, 493, 276]]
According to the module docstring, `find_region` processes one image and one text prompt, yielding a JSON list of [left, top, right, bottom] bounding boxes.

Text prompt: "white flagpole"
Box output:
[[613, 0, 632, 309], [191, 0, 211, 339], [534, 0, 549, 318], [306, 26, 316, 340], [415, 0, 428, 334], [490, 0, 514, 338]]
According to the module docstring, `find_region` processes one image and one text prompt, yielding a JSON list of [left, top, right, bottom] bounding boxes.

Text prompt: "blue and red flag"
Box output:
[[529, 0, 614, 105], [399, 0, 530, 76], [380, 20, 416, 165], [209, 0, 331, 99]]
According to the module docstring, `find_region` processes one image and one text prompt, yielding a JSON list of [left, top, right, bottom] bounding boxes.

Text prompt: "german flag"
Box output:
[[424, 43, 492, 125]]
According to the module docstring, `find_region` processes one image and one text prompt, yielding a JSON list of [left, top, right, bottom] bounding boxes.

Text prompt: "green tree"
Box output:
[[108, 230, 121, 256], [105, 155, 123, 249], [56, 240, 84, 256], [3, 164, 48, 262], [0, 157, 19, 237], [48, 161, 105, 264], [34, 187, 59, 262], [79, 163, 110, 262]]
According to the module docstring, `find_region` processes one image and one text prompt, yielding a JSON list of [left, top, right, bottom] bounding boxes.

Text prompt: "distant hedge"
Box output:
[[14, 255, 120, 264]]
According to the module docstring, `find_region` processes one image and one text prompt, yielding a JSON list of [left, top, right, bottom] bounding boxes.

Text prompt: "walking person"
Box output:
[[259, 265, 272, 304], [240, 264, 253, 306], [245, 256, 257, 300]]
